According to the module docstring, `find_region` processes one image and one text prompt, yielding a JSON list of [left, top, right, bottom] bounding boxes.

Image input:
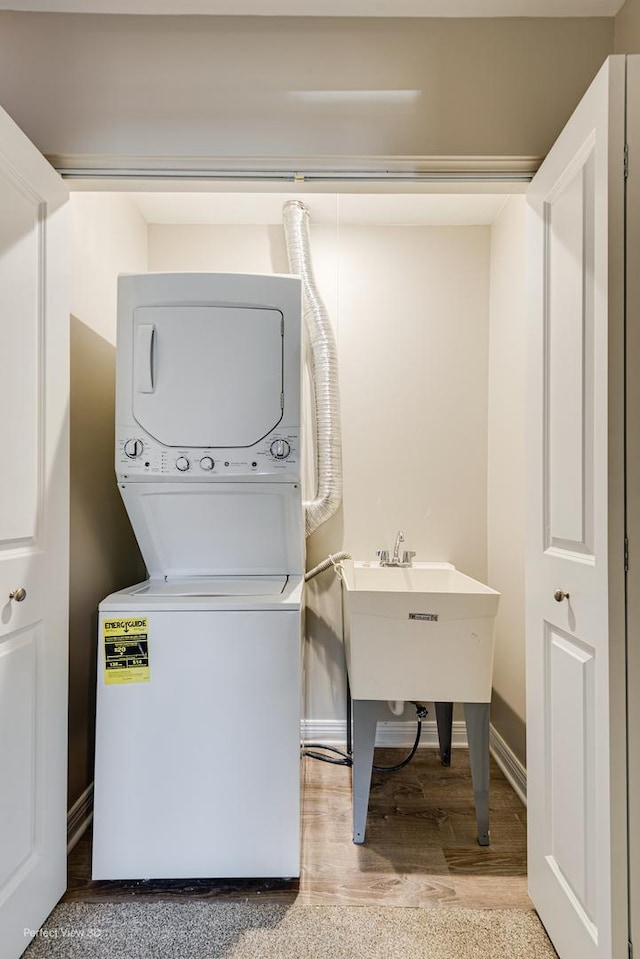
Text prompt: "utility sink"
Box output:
[[342, 561, 500, 703]]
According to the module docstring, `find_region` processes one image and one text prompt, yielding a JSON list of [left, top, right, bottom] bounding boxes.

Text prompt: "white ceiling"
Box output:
[[128, 192, 509, 227], [0, 0, 625, 14]]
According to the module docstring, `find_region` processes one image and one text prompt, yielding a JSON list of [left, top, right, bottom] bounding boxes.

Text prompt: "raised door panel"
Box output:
[[545, 627, 596, 926], [544, 144, 595, 558], [0, 168, 42, 546], [0, 630, 38, 890]]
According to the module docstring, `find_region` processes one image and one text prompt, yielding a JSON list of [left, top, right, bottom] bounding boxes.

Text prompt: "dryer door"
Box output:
[[132, 305, 283, 448]]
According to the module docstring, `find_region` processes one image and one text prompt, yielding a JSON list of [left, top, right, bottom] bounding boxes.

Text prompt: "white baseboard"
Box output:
[[67, 783, 94, 853], [301, 718, 468, 749], [489, 724, 527, 805]]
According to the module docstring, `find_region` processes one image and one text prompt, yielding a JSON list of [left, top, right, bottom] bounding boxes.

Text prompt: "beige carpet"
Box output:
[[23, 901, 557, 958]]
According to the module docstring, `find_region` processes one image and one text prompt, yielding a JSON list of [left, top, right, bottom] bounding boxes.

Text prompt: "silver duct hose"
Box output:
[[283, 200, 343, 536]]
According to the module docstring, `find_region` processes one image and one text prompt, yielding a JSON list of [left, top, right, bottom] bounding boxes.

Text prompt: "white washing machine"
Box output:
[[92, 272, 304, 880]]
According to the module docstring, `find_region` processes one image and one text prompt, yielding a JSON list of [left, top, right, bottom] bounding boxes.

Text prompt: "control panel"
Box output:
[[116, 425, 300, 480]]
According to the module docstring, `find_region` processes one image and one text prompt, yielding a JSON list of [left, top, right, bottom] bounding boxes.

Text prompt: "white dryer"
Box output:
[[92, 272, 304, 880]]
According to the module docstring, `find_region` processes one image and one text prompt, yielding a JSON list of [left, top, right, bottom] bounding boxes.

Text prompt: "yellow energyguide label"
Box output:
[[103, 617, 150, 685]]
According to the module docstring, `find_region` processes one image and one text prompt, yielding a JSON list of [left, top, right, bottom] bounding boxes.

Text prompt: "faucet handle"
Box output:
[[402, 550, 416, 566], [376, 549, 389, 566]]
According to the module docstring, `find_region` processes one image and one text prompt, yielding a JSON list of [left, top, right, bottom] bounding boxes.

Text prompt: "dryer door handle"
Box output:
[[136, 324, 156, 393]]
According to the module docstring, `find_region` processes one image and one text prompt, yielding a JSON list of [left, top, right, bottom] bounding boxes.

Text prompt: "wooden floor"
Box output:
[[65, 747, 531, 910]]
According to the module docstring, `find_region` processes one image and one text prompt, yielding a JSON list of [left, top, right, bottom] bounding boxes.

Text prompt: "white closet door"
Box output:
[[526, 55, 628, 959], [0, 107, 69, 958]]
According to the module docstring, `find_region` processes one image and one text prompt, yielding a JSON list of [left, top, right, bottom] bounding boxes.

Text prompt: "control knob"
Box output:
[[175, 456, 190, 472], [200, 456, 215, 471], [124, 439, 144, 459], [270, 439, 291, 460]]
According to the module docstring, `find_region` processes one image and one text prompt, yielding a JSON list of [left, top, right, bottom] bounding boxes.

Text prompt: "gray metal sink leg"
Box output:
[[435, 701, 454, 765], [351, 699, 379, 844], [463, 702, 491, 846]]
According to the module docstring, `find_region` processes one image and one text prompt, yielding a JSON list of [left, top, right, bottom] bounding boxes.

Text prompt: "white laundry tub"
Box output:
[[341, 561, 500, 703]]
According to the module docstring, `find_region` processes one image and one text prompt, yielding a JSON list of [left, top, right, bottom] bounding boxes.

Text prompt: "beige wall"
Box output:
[[0, 13, 613, 163], [148, 219, 490, 722], [487, 196, 527, 765], [615, 0, 640, 51], [69, 193, 147, 807], [337, 226, 490, 575]]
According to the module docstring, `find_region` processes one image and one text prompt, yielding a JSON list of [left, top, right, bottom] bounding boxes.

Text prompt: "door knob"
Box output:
[[9, 587, 26, 602], [553, 589, 570, 603]]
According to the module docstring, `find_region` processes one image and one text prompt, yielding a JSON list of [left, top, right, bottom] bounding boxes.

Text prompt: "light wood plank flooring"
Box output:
[[65, 747, 530, 910]]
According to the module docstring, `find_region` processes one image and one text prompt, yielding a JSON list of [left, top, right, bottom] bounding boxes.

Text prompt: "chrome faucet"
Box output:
[[392, 529, 404, 565], [376, 530, 416, 567]]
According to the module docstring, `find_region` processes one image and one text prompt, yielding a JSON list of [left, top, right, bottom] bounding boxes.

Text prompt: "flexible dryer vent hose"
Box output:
[[283, 200, 343, 537]]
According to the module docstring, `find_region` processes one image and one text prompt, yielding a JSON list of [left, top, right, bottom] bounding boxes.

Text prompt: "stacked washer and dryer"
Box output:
[[92, 271, 304, 880]]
